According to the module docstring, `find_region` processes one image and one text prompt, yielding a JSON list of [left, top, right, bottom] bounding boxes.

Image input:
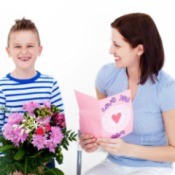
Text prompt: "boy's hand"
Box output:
[[12, 171, 23, 175], [12, 171, 36, 175]]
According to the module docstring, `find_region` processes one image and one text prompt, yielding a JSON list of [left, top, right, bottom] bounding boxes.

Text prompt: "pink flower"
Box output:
[[43, 101, 51, 109], [23, 101, 39, 114], [45, 140, 57, 152], [50, 127, 63, 145], [54, 113, 66, 128], [3, 124, 28, 146], [60, 122, 66, 128], [45, 124, 51, 132], [36, 116, 51, 126], [7, 113, 23, 124], [55, 113, 65, 121], [32, 135, 47, 150], [3, 124, 15, 141]]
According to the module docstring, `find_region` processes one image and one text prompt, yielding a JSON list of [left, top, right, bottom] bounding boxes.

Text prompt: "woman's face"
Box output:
[[109, 28, 143, 70]]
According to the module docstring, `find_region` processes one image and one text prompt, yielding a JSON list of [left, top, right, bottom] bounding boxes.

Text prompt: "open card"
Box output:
[[75, 89, 133, 138]]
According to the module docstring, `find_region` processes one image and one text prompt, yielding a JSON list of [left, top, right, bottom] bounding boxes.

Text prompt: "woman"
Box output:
[[80, 13, 175, 175]]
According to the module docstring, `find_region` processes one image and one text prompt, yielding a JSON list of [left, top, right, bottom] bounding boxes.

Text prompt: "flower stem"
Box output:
[[24, 157, 28, 175]]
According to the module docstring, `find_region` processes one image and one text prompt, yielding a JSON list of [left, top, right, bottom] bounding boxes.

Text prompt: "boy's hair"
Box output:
[[111, 13, 164, 85], [7, 18, 41, 46]]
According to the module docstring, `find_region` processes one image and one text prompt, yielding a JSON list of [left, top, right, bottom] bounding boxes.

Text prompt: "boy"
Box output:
[[0, 18, 64, 175]]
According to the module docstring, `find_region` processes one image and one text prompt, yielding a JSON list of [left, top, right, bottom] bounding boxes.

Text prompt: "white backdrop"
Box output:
[[0, 0, 175, 174]]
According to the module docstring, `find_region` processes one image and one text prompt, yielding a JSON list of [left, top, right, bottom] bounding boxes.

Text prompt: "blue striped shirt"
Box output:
[[0, 71, 64, 131], [96, 63, 175, 168]]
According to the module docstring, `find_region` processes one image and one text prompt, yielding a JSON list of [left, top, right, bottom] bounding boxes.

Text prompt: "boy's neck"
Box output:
[[11, 69, 37, 79]]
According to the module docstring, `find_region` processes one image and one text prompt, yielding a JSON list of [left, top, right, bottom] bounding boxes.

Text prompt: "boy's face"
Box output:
[[6, 30, 42, 71]]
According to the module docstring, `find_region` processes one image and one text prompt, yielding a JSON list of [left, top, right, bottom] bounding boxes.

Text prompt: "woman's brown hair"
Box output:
[[111, 13, 164, 84]]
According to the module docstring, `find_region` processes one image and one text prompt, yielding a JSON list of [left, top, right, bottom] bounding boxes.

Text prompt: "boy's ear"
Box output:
[[38, 46, 43, 56], [6, 47, 11, 57]]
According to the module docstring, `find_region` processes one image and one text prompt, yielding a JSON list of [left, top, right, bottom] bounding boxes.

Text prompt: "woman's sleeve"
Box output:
[[158, 80, 175, 112], [95, 64, 113, 95]]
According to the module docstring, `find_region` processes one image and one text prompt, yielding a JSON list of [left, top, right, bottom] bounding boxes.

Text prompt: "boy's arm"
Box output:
[[0, 90, 6, 133], [50, 80, 64, 112]]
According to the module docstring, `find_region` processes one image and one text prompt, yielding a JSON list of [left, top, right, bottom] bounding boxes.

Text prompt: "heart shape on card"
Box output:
[[112, 113, 121, 123]]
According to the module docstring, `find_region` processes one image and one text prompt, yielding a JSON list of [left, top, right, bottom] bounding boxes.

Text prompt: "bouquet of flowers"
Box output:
[[0, 101, 77, 175]]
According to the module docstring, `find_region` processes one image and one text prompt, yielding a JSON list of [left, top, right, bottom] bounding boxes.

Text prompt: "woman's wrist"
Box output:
[[123, 143, 138, 157]]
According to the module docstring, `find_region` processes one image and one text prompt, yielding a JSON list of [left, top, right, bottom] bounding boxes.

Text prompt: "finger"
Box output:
[[82, 140, 99, 150], [80, 134, 94, 141], [98, 138, 117, 144], [85, 144, 99, 152], [99, 143, 117, 154], [80, 136, 97, 147], [80, 137, 96, 145]]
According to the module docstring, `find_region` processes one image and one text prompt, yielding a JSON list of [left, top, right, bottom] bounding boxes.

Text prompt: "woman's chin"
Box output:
[[114, 62, 124, 68]]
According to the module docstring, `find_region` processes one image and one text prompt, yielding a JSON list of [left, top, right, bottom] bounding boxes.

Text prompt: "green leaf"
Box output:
[[30, 150, 44, 158], [14, 149, 25, 160], [0, 144, 15, 152], [56, 154, 63, 164], [63, 145, 68, 150], [44, 168, 64, 175]]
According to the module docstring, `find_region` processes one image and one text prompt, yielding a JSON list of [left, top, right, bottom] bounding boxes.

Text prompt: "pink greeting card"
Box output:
[[75, 90, 133, 138]]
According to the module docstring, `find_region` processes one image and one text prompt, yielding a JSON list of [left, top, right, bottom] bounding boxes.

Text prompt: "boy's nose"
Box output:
[[21, 48, 28, 54]]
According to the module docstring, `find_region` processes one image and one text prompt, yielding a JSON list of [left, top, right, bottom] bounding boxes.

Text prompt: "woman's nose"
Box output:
[[109, 45, 115, 54]]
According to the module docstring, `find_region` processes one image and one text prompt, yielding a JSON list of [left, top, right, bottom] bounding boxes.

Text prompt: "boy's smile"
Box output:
[[18, 56, 32, 61]]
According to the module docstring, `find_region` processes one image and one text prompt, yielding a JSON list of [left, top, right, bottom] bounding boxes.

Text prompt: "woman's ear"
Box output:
[[137, 44, 144, 56]]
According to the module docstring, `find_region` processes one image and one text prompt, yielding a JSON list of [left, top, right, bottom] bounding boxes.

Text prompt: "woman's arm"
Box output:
[[95, 88, 107, 100], [98, 109, 175, 162]]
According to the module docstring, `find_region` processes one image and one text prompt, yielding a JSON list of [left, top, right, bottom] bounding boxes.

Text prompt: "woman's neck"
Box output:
[[126, 68, 140, 84]]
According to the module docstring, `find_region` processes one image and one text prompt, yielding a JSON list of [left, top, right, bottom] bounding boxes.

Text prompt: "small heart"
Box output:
[[112, 113, 121, 123]]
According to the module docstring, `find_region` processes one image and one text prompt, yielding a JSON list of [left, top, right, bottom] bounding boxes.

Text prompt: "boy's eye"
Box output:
[[14, 46, 21, 48], [28, 45, 34, 48]]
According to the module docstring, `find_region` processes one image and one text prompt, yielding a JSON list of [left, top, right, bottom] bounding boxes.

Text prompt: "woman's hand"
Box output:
[[98, 138, 130, 156], [79, 133, 99, 152]]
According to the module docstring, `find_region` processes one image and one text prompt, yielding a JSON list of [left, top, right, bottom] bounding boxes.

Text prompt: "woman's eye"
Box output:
[[113, 42, 120, 48], [114, 43, 120, 47]]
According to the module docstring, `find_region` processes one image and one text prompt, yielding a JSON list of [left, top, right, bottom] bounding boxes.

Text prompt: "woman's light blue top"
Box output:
[[95, 63, 175, 168]]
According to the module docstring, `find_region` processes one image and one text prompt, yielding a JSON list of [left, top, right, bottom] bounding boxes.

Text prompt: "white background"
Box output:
[[0, 0, 175, 174]]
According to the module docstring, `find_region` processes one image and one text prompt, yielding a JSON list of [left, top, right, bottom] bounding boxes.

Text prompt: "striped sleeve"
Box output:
[[0, 89, 5, 132], [51, 79, 64, 112]]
